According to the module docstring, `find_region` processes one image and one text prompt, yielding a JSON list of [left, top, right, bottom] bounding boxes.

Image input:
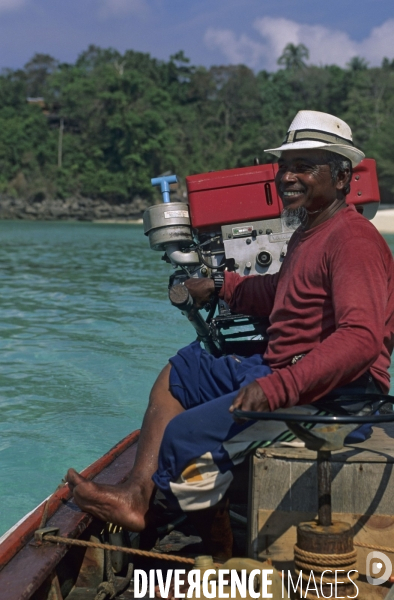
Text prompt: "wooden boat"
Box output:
[[2, 416, 394, 599], [0, 432, 141, 599], [0, 428, 283, 600]]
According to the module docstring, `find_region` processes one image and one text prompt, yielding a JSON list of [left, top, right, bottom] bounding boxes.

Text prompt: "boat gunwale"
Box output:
[[0, 429, 140, 572]]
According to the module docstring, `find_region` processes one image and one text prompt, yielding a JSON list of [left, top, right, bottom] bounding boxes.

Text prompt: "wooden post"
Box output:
[[317, 450, 332, 526]]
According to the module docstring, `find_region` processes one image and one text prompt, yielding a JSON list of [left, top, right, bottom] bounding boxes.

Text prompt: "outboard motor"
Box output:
[[143, 161, 380, 356]]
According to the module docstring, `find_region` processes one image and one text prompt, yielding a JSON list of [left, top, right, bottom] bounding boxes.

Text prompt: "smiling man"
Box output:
[[67, 111, 394, 560]]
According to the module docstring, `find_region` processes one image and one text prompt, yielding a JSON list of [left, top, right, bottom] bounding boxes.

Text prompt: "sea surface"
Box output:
[[0, 220, 193, 536], [0, 221, 393, 537]]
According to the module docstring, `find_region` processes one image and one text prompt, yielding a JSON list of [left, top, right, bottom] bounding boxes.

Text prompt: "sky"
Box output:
[[1, 0, 394, 72]]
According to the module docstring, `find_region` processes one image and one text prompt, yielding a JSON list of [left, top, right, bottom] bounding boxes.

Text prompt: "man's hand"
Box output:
[[229, 380, 270, 421], [184, 277, 215, 309]]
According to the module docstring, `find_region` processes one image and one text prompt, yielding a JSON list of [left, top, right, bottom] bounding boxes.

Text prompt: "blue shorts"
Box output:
[[152, 341, 379, 510], [168, 340, 272, 410], [153, 342, 278, 509]]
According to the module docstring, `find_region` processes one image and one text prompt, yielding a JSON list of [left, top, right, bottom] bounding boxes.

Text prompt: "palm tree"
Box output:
[[347, 56, 369, 71], [277, 43, 310, 70]]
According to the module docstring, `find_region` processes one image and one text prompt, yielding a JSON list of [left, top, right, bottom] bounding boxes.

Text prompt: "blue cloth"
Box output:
[[152, 342, 273, 506], [168, 340, 272, 410], [152, 342, 381, 508]]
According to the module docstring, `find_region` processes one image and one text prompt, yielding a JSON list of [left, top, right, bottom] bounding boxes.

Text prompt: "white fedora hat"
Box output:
[[264, 110, 365, 167]]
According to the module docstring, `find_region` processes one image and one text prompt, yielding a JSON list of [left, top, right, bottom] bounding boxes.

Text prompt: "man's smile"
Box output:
[[281, 188, 306, 204], [283, 190, 304, 197]]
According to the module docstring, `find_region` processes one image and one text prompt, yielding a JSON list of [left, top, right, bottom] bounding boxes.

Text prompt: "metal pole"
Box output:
[[169, 284, 223, 356], [317, 450, 332, 526], [58, 117, 64, 168]]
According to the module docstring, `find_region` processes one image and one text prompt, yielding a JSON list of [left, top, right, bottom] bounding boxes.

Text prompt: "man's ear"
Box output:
[[336, 168, 351, 191]]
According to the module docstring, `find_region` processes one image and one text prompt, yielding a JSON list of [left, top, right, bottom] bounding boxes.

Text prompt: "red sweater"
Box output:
[[220, 205, 394, 410]]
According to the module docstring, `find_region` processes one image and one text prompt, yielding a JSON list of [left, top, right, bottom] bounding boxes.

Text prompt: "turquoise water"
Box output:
[[0, 221, 393, 537], [0, 221, 193, 536]]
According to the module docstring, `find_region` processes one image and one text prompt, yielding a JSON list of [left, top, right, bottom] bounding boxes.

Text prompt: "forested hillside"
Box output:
[[2, 44, 394, 206]]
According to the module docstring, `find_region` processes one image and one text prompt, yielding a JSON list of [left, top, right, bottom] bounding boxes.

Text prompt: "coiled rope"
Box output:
[[293, 545, 358, 600], [294, 546, 358, 571]]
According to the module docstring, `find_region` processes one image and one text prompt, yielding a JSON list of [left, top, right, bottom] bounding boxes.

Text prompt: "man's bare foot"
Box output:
[[66, 468, 150, 531]]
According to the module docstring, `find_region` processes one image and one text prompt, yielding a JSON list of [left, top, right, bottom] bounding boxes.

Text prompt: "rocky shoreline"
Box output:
[[1, 195, 393, 234], [0, 195, 150, 222]]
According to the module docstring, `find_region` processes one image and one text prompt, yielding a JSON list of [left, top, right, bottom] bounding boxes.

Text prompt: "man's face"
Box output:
[[275, 149, 339, 213]]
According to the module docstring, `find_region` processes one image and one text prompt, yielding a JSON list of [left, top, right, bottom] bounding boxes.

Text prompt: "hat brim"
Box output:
[[264, 140, 365, 167]]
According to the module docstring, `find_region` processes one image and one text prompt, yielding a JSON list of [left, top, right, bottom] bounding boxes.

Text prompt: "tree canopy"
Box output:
[[1, 44, 394, 204], [277, 43, 309, 70]]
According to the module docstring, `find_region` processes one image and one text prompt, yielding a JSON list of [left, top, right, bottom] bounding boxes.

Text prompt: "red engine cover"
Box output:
[[186, 159, 380, 231]]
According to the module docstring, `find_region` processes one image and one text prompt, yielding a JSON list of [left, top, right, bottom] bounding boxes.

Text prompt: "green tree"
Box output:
[[0, 45, 393, 205], [277, 44, 309, 70], [24, 53, 59, 97], [347, 56, 369, 71]]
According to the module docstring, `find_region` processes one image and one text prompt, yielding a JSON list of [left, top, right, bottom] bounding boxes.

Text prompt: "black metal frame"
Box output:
[[233, 394, 394, 424]]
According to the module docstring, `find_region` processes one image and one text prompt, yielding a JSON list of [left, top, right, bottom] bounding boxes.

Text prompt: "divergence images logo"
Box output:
[[366, 551, 392, 586]]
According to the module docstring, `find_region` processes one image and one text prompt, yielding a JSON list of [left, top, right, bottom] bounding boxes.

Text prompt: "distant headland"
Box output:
[[0, 195, 149, 222]]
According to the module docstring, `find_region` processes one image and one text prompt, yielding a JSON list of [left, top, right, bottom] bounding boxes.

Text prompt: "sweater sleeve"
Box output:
[[257, 236, 388, 410], [220, 270, 280, 317]]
